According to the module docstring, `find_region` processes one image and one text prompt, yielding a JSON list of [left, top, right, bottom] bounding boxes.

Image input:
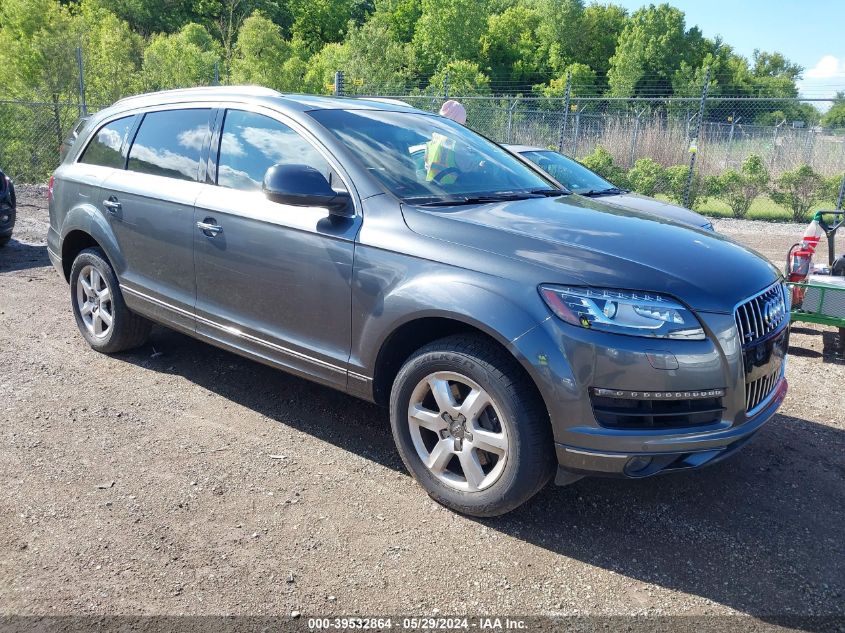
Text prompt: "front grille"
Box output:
[[590, 391, 725, 429], [735, 282, 788, 413], [734, 282, 788, 347], [745, 367, 781, 413]]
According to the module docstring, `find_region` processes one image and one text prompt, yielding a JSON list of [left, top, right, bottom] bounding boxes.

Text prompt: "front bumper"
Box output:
[[554, 377, 786, 480], [508, 306, 787, 482]]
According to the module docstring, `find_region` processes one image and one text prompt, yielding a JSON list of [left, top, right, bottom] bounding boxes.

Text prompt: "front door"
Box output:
[[193, 108, 359, 388]]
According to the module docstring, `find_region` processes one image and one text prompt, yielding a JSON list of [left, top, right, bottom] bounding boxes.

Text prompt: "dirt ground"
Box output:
[[0, 189, 843, 626]]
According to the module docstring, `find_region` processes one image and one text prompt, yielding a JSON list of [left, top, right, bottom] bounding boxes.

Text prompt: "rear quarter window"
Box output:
[[78, 116, 135, 168]]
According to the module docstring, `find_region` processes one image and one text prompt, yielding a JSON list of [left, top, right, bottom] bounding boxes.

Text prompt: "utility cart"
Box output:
[[786, 211, 845, 345]]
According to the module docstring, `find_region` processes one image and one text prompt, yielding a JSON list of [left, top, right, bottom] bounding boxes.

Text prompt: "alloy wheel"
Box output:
[[407, 371, 509, 492], [76, 264, 114, 338]]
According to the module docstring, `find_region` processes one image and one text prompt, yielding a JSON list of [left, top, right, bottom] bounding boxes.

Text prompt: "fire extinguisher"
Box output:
[[787, 244, 811, 306], [787, 244, 813, 281], [786, 215, 825, 307]]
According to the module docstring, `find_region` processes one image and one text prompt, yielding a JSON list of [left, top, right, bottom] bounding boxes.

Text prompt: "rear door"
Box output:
[[99, 107, 214, 331], [192, 106, 360, 388]]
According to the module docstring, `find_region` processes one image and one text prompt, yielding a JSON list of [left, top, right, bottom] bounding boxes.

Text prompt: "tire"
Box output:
[[0, 235, 10, 247], [389, 334, 555, 517], [69, 247, 151, 353]]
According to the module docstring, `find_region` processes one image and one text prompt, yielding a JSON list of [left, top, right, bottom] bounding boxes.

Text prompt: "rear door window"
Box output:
[[78, 116, 135, 168], [216, 109, 332, 191], [127, 109, 211, 182]]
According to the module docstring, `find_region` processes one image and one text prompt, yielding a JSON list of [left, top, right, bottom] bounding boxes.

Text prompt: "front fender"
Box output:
[[349, 244, 567, 402]]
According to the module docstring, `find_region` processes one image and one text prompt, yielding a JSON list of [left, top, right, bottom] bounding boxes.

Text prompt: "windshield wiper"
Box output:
[[579, 187, 628, 197], [413, 192, 542, 206], [530, 188, 570, 197]]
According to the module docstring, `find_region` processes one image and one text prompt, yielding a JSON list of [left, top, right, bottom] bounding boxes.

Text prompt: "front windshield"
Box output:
[[309, 109, 555, 201], [521, 150, 616, 194]]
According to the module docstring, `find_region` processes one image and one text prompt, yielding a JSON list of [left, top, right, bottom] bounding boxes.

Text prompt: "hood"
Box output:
[[595, 192, 712, 229], [401, 194, 779, 314]]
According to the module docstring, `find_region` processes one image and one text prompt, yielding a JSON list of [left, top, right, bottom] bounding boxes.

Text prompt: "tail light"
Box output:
[[48, 175, 54, 202]]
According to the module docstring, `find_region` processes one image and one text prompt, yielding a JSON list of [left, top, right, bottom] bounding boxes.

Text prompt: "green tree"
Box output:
[[300, 16, 412, 94], [822, 92, 845, 129], [342, 17, 414, 94], [230, 12, 293, 89], [374, 0, 421, 42], [424, 60, 490, 96], [607, 4, 697, 97], [577, 3, 627, 85], [302, 42, 351, 93], [90, 0, 197, 35], [481, 3, 545, 87], [224, 1, 295, 69], [0, 0, 80, 159], [536, 63, 596, 98], [0, 0, 79, 101], [142, 23, 223, 90], [709, 154, 769, 218], [78, 0, 145, 105], [534, 0, 584, 75], [411, 0, 489, 75], [289, 0, 359, 57], [752, 50, 802, 83], [770, 164, 825, 222]]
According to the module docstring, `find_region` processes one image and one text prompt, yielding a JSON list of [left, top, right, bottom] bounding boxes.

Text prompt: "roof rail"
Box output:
[[114, 85, 282, 106], [359, 97, 413, 107]]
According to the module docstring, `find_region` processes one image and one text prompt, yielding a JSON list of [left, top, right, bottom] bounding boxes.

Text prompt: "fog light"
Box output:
[[624, 455, 653, 476], [0, 214, 8, 223]]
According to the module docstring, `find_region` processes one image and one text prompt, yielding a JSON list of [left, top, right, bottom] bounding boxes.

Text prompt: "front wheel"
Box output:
[[389, 335, 555, 517], [70, 247, 151, 353]]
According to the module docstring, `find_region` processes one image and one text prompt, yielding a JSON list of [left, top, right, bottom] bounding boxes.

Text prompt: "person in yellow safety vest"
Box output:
[[425, 100, 467, 185]]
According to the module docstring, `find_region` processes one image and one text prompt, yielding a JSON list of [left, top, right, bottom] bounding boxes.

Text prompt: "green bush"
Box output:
[[626, 158, 664, 197], [663, 164, 707, 209], [578, 147, 629, 189], [770, 164, 826, 222], [823, 173, 844, 205], [708, 154, 769, 219]]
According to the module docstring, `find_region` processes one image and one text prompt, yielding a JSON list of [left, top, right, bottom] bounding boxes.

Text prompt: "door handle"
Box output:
[[197, 219, 223, 236], [103, 197, 121, 214]]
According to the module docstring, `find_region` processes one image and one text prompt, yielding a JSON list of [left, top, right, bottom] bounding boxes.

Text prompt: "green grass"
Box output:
[[697, 196, 792, 222], [654, 194, 840, 223]]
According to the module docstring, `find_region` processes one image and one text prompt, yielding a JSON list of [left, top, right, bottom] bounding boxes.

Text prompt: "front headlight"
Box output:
[[539, 285, 705, 340]]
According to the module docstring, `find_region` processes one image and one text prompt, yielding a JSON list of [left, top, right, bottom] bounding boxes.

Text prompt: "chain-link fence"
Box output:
[[2, 87, 843, 221], [355, 92, 845, 216], [0, 100, 106, 184]]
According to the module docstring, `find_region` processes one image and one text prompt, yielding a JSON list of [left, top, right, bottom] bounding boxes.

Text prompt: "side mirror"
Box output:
[[262, 163, 353, 217]]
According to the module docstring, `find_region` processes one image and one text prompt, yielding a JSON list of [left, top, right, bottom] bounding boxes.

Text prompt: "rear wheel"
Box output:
[[70, 247, 151, 353], [389, 334, 555, 517]]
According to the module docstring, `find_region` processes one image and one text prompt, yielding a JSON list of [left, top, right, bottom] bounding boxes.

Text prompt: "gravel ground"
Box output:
[[0, 189, 843, 626]]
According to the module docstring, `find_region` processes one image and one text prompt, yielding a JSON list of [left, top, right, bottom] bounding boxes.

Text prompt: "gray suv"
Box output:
[[48, 87, 789, 516]]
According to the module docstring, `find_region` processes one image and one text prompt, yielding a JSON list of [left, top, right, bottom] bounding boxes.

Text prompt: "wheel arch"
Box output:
[[59, 205, 124, 281], [370, 314, 552, 431]]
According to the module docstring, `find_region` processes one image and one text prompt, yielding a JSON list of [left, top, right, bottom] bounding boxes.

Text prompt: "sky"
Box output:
[[611, 0, 845, 100]]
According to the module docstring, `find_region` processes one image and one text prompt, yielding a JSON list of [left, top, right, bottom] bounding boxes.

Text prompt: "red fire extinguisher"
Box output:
[[787, 244, 811, 306], [786, 215, 825, 307]]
